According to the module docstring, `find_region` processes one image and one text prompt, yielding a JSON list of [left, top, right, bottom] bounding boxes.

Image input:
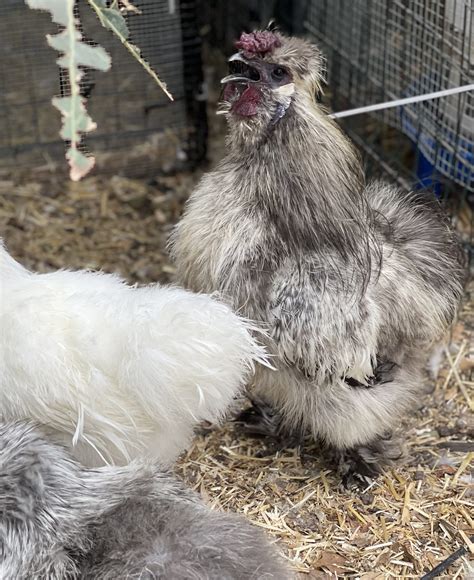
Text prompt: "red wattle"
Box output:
[[232, 85, 261, 117]]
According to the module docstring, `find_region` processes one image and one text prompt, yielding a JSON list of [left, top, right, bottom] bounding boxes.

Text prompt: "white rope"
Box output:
[[329, 84, 474, 119]]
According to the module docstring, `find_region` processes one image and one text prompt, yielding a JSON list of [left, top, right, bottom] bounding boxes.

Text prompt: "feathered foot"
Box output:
[[234, 395, 281, 437], [234, 396, 304, 452], [333, 432, 405, 489], [234, 397, 405, 486]]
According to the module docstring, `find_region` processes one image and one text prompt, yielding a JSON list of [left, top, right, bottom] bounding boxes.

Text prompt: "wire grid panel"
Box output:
[[0, 0, 206, 177], [305, 0, 473, 191], [200, 0, 278, 49]]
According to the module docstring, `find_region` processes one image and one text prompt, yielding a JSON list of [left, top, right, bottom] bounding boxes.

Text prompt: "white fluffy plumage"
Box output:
[[0, 241, 266, 466]]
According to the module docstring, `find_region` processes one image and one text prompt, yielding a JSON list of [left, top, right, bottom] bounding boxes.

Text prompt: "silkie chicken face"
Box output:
[[219, 30, 324, 128]]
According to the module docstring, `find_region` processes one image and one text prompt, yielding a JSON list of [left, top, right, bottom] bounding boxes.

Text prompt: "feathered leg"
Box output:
[[234, 394, 305, 451], [242, 356, 419, 485], [332, 431, 405, 488]]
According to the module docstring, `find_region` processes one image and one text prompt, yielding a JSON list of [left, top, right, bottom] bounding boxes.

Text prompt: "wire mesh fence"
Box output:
[[0, 0, 207, 179], [304, 0, 473, 195]]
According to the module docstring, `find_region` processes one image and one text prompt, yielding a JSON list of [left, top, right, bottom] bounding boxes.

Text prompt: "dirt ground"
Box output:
[[0, 154, 472, 578]]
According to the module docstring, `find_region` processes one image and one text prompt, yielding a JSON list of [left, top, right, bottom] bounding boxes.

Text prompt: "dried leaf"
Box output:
[[374, 549, 392, 566], [66, 149, 95, 182], [460, 357, 474, 372], [119, 0, 141, 14], [296, 573, 328, 580], [313, 551, 351, 574], [435, 464, 458, 477]]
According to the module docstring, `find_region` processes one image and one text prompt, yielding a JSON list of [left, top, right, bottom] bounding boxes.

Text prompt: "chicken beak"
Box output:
[[221, 52, 261, 85], [221, 75, 257, 85]]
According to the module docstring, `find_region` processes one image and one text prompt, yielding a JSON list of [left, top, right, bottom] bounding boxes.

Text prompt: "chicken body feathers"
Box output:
[[0, 420, 289, 579], [170, 49, 465, 461], [0, 242, 266, 466]]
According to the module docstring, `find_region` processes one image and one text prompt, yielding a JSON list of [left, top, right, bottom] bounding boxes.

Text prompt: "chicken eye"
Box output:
[[271, 66, 287, 81]]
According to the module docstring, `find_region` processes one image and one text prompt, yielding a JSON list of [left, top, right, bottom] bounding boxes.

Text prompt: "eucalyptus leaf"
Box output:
[[52, 96, 97, 140], [94, 5, 130, 39], [48, 32, 112, 71], [26, 0, 69, 25]]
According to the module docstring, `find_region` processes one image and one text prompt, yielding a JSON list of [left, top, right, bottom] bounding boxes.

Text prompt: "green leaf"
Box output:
[[52, 96, 97, 140], [87, 0, 173, 100], [93, 5, 130, 39], [26, 0, 69, 25], [27, 0, 115, 180], [27, 0, 173, 180], [48, 31, 111, 71]]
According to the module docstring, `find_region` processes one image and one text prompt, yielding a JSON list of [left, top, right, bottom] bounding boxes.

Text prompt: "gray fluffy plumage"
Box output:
[[0, 421, 289, 579], [170, 31, 466, 473]]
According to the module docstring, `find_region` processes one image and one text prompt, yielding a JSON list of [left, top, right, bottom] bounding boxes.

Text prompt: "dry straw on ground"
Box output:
[[0, 168, 472, 579]]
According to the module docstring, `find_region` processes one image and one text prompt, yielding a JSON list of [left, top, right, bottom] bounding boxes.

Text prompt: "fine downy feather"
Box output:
[[170, 31, 465, 469], [0, 241, 267, 466], [0, 420, 289, 579]]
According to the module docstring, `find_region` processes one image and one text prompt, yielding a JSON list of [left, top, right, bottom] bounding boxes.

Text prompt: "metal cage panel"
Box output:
[[304, 0, 473, 191]]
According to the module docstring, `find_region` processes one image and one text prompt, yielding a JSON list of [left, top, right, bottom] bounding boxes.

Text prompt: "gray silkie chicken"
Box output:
[[170, 30, 465, 479], [0, 420, 289, 579]]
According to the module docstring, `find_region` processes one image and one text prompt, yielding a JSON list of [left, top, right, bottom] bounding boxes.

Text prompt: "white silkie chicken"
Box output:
[[0, 241, 266, 466]]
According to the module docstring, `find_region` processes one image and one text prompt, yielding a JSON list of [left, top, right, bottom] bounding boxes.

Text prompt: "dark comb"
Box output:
[[235, 31, 282, 58]]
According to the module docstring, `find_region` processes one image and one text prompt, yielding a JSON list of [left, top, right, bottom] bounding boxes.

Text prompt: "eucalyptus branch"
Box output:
[[26, 0, 172, 180], [62, 0, 93, 179], [27, 0, 112, 181], [86, 0, 173, 101]]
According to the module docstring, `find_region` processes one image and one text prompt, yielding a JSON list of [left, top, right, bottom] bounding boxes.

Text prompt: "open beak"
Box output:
[[221, 53, 261, 85], [220, 74, 256, 84]]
